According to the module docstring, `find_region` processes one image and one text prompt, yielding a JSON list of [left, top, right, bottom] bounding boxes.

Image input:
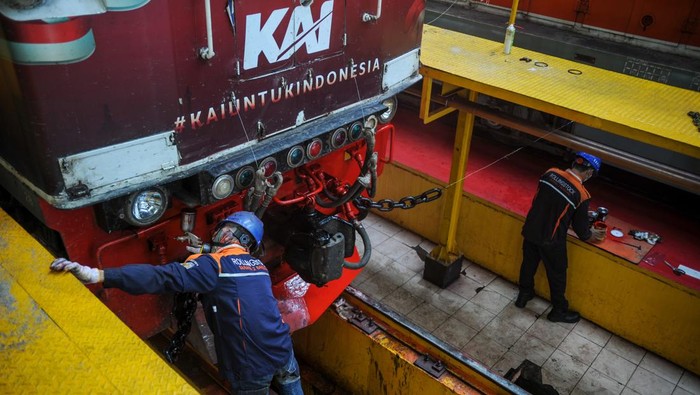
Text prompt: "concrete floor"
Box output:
[[351, 212, 700, 395]]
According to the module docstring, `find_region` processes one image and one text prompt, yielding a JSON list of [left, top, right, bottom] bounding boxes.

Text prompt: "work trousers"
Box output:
[[229, 351, 303, 395], [518, 239, 569, 312]]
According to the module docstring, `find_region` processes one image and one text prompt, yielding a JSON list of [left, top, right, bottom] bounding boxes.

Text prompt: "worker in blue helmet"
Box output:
[[514, 151, 604, 324], [210, 211, 265, 252], [50, 211, 303, 395], [573, 151, 602, 178]]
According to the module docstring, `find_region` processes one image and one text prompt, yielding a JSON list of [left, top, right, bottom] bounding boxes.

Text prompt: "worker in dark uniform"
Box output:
[[50, 211, 303, 395], [514, 151, 605, 324]]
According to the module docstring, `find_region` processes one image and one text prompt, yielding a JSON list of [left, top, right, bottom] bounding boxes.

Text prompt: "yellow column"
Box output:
[[431, 90, 478, 262], [507, 0, 520, 25]]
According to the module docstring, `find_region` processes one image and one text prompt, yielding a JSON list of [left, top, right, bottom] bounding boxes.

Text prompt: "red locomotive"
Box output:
[[0, 0, 425, 338]]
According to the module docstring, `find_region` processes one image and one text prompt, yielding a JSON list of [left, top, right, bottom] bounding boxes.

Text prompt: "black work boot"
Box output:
[[547, 309, 580, 323], [514, 293, 534, 308]]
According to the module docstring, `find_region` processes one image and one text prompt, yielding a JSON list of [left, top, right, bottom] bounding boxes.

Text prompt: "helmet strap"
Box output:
[[226, 225, 255, 250]]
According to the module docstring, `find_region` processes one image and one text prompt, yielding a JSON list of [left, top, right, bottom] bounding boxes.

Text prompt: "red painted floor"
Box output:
[[391, 107, 700, 290]]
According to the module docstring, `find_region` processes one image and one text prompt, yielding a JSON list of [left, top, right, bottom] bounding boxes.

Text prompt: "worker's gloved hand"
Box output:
[[185, 245, 204, 254], [185, 242, 213, 254], [589, 227, 606, 242], [50, 258, 101, 284], [176, 232, 203, 247]]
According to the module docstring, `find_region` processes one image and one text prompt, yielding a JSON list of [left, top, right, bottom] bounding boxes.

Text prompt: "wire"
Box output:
[[353, 72, 368, 124], [426, 0, 460, 25], [233, 94, 259, 167], [441, 121, 573, 192]]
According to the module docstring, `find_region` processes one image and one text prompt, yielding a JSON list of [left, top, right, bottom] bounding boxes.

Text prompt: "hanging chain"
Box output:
[[353, 187, 443, 212], [164, 292, 198, 363]]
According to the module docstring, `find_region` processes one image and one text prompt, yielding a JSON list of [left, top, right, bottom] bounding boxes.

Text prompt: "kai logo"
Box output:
[[244, 0, 334, 70]]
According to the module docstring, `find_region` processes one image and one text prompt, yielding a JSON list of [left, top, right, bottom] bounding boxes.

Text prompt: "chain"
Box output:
[[164, 292, 198, 363], [354, 187, 442, 212]]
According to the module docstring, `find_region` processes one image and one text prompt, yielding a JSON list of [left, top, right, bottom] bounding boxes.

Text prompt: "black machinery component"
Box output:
[[266, 207, 356, 286]]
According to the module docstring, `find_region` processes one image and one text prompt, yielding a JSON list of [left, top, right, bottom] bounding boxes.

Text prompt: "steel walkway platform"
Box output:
[[376, 25, 700, 375], [0, 209, 196, 394], [419, 25, 700, 159]]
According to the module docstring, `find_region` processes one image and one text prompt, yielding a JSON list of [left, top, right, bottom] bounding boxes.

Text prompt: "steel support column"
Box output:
[[421, 84, 478, 263]]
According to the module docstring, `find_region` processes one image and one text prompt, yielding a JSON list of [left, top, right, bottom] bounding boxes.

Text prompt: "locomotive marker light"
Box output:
[[287, 146, 306, 168], [236, 166, 256, 189], [331, 127, 348, 148], [124, 187, 168, 226], [211, 174, 235, 200], [307, 138, 323, 159], [378, 96, 398, 124], [349, 121, 363, 141], [259, 157, 278, 178], [364, 115, 378, 130]]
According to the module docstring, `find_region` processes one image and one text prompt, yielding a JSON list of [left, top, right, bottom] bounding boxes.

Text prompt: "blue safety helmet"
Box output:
[[218, 211, 263, 249], [574, 151, 602, 175]]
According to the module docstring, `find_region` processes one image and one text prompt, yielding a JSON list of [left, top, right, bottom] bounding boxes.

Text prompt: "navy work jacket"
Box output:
[[103, 244, 293, 382], [522, 168, 592, 245]]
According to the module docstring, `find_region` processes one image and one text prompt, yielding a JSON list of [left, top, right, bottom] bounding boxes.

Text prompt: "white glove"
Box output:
[[50, 258, 101, 284], [185, 245, 204, 254], [175, 232, 203, 247]]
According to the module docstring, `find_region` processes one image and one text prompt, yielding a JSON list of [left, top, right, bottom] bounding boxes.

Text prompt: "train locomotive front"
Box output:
[[0, 0, 425, 338]]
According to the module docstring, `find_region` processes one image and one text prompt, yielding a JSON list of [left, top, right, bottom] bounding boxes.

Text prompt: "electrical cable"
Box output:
[[441, 121, 572, 192], [232, 93, 260, 168], [426, 0, 459, 25]]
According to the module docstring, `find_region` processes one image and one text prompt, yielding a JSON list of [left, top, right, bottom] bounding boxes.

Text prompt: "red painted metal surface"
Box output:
[[1, 17, 91, 43], [35, 129, 390, 337], [1, 0, 423, 339], [483, 0, 700, 46], [1, 0, 424, 197]]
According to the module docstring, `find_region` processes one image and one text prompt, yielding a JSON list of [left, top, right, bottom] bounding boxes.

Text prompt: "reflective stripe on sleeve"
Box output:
[[218, 272, 270, 278]]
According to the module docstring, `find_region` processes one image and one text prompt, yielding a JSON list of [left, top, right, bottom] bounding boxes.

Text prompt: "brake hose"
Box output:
[[256, 172, 283, 218], [316, 130, 376, 208], [343, 220, 371, 269]]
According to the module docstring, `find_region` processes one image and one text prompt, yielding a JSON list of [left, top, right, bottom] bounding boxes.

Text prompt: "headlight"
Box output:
[[378, 96, 398, 124], [124, 187, 168, 226]]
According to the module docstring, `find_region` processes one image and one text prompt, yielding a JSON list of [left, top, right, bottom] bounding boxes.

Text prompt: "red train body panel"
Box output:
[[0, 0, 425, 338], [484, 0, 699, 47]]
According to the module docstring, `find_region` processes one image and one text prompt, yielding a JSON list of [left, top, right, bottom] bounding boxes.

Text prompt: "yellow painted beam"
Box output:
[[420, 25, 700, 159], [293, 293, 522, 394], [0, 209, 196, 394], [420, 75, 457, 123], [376, 162, 700, 375]]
